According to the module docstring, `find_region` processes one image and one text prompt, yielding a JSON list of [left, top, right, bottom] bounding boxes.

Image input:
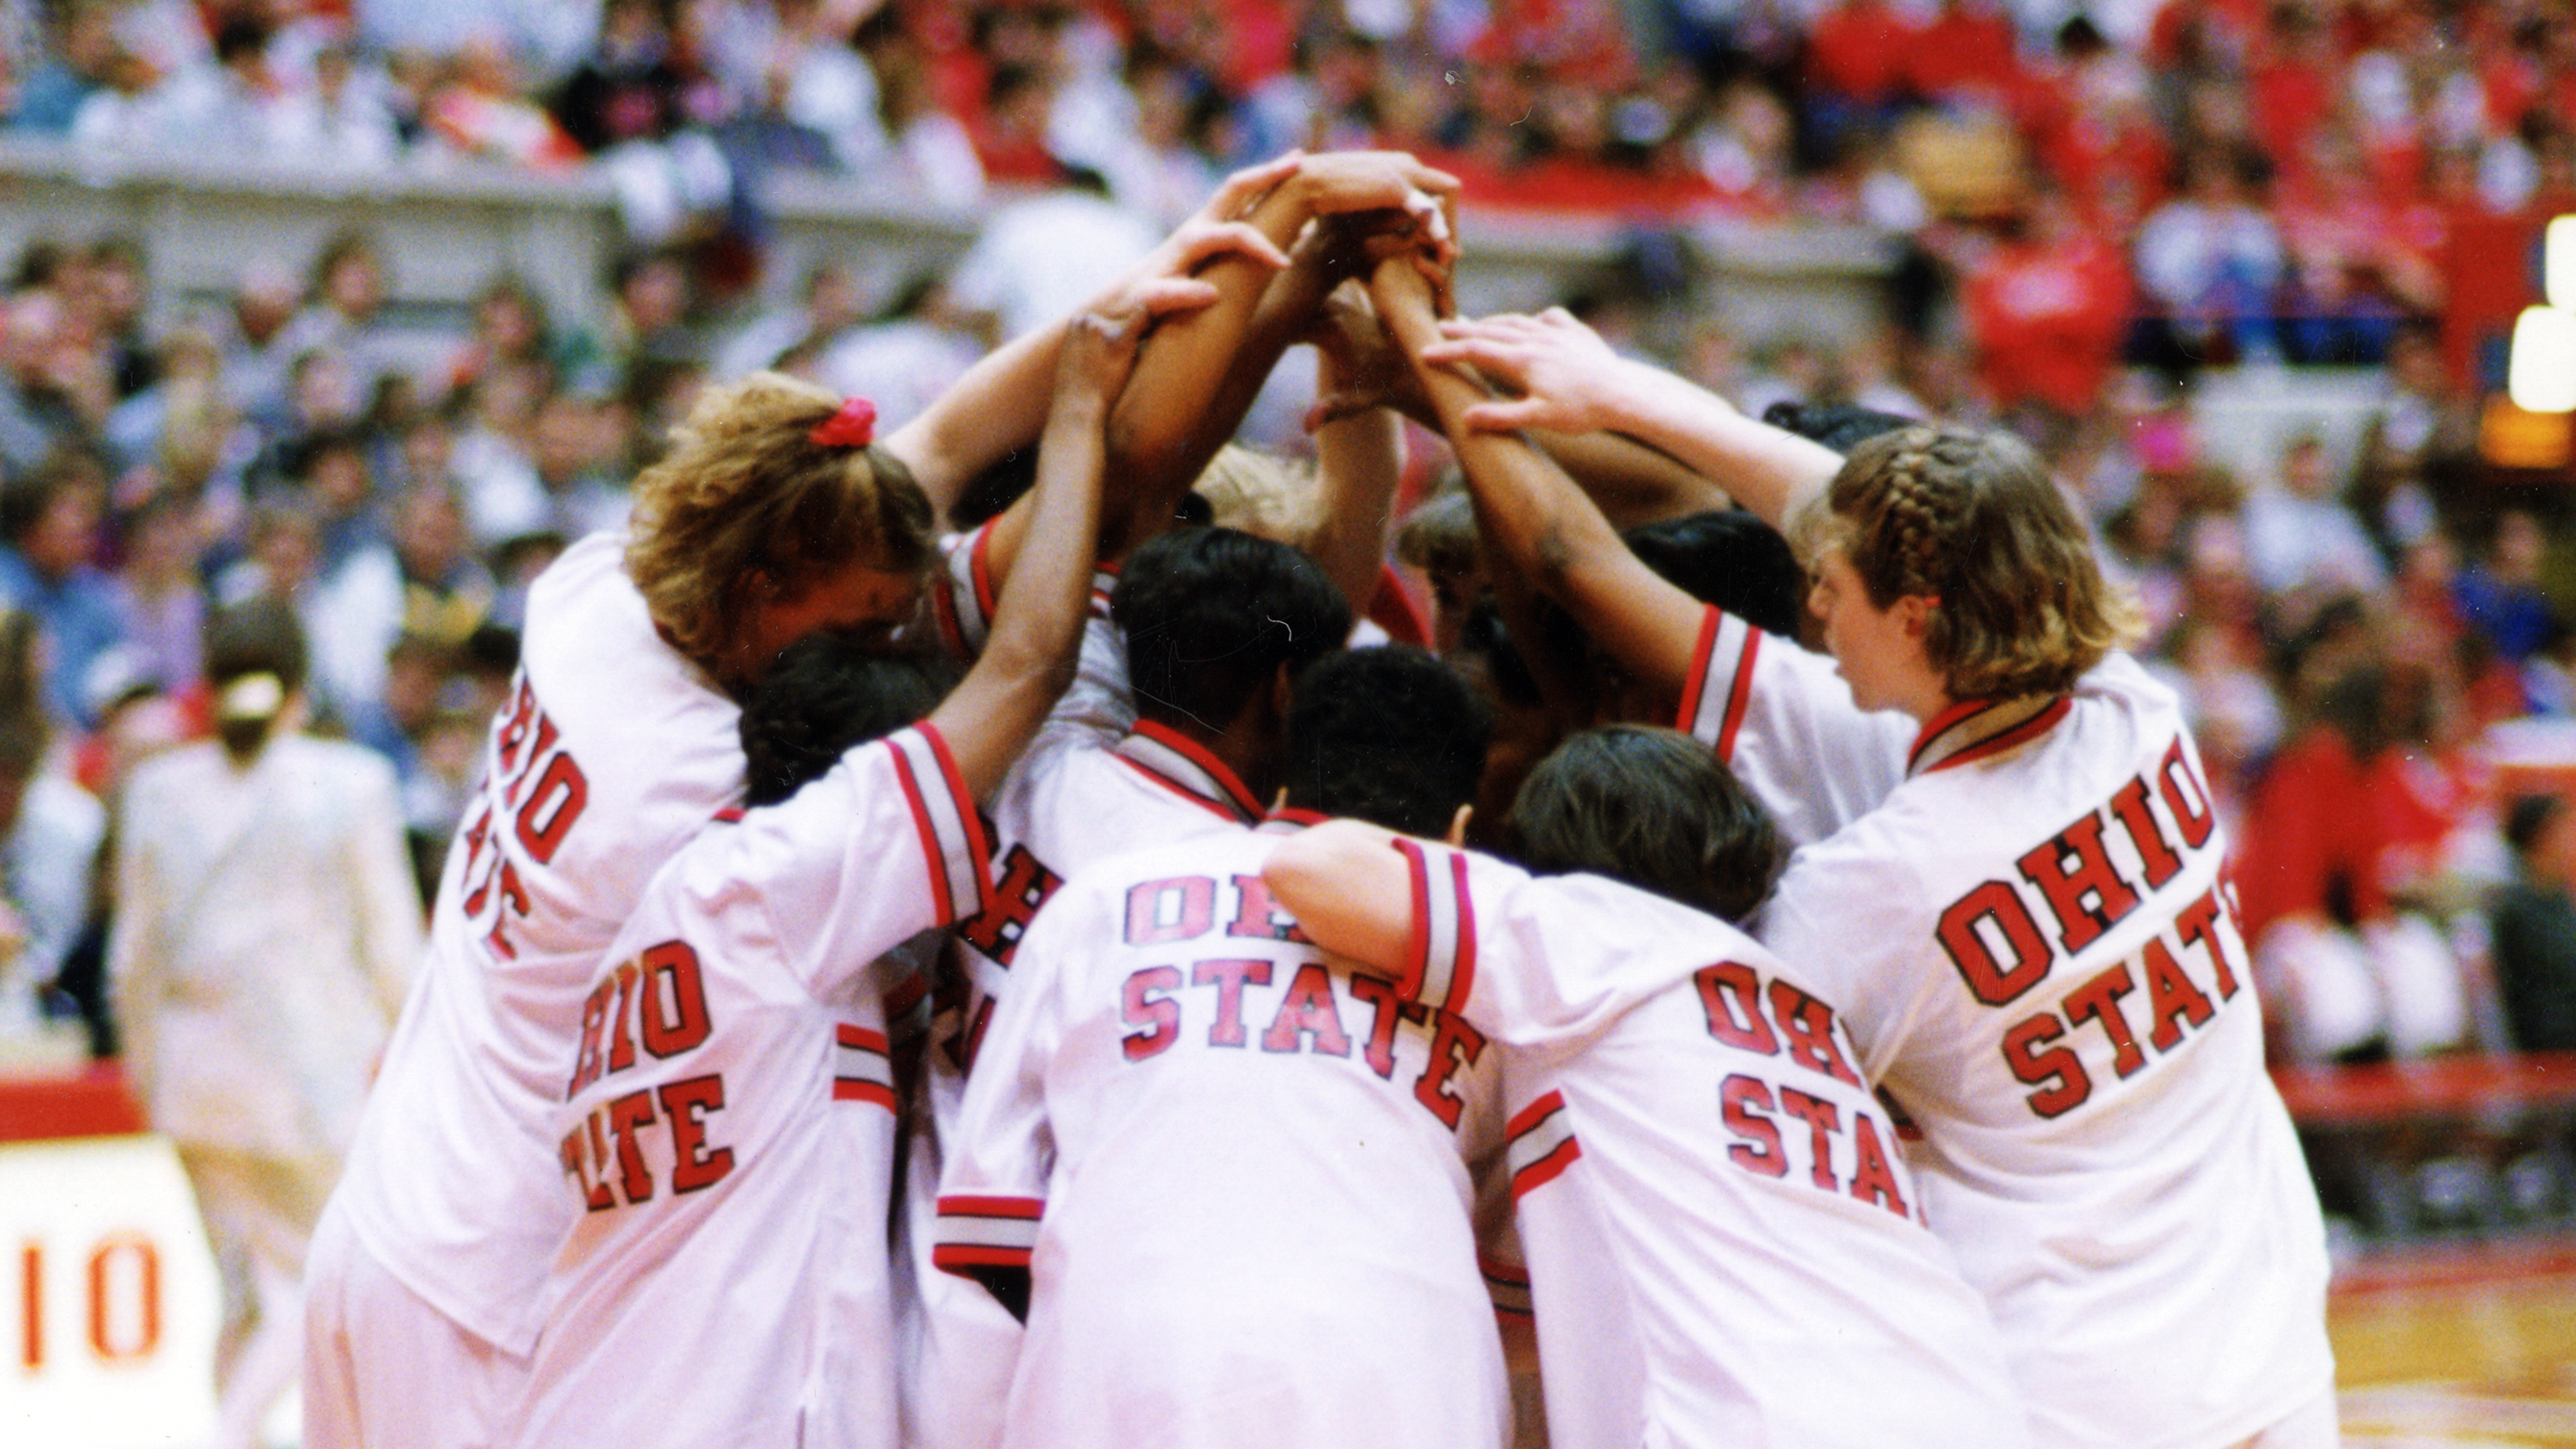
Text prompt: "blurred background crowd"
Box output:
[[0, 0, 2574, 1232]]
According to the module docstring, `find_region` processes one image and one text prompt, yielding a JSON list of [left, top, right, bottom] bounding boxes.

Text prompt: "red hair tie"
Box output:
[[809, 397, 877, 449]]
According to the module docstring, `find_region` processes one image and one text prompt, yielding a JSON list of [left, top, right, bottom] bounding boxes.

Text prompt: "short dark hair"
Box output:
[[1284, 645, 1490, 837], [739, 633, 953, 807], [1111, 527, 1348, 733], [205, 596, 311, 761], [1506, 725, 1784, 924], [1622, 510, 1806, 639]]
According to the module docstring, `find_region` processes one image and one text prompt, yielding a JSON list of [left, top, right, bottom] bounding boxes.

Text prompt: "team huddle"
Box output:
[[298, 150, 2336, 1449]]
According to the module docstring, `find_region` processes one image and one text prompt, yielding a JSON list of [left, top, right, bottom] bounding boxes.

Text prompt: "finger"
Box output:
[[1402, 160, 1463, 196], [1460, 397, 1548, 432], [1416, 337, 1520, 372], [1173, 220, 1292, 272], [1206, 151, 1304, 219], [1400, 187, 1449, 244], [1129, 277, 1224, 316]]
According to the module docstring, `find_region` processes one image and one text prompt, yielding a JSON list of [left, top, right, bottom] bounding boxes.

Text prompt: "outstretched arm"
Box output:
[[1372, 262, 1707, 702], [1299, 279, 1408, 612], [927, 309, 1135, 798], [1262, 818, 1416, 976], [884, 154, 1303, 522], [1418, 309, 1841, 532]]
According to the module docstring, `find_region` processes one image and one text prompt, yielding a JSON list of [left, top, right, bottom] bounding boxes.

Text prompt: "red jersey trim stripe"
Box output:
[[1114, 720, 1263, 822], [1393, 839, 1476, 1014], [889, 724, 996, 926], [832, 1023, 896, 1110], [1506, 1091, 1581, 1204], [936, 525, 992, 658], [1907, 694, 2067, 776], [1676, 605, 1760, 764], [932, 1194, 1043, 1275]]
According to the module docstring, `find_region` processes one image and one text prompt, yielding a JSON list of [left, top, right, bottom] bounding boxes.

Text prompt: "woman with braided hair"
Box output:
[[1392, 291, 2335, 1449]]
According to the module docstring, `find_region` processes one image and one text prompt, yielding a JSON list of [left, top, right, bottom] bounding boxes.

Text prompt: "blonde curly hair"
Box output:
[[625, 371, 936, 664], [1791, 425, 2142, 700]]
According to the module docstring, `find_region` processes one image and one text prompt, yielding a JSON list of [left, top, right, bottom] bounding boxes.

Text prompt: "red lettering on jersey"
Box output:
[[638, 941, 713, 1058], [506, 716, 561, 806], [493, 675, 537, 777], [1192, 959, 1273, 1047], [1260, 962, 1352, 1057], [1938, 880, 2054, 1008], [606, 962, 641, 1073], [1348, 976, 1404, 1080], [567, 977, 614, 1096], [1695, 962, 1780, 1056], [2140, 937, 2215, 1051], [1719, 1074, 1788, 1178], [2063, 962, 2147, 1078], [1776, 1087, 1843, 1191], [582, 1114, 618, 1211], [2016, 812, 2142, 956], [460, 808, 492, 878], [2173, 888, 2241, 1000], [483, 861, 528, 961], [1121, 966, 1183, 1061], [659, 1075, 733, 1193], [1227, 874, 1311, 943], [1126, 877, 1216, 945], [559, 1122, 613, 1212], [1846, 1113, 1910, 1218], [960, 844, 1063, 968], [513, 750, 588, 865], [1413, 1011, 1487, 1131], [1767, 981, 1863, 1087], [2107, 777, 2184, 889], [2003, 1012, 2091, 1117], [2156, 737, 2216, 849], [605, 1090, 657, 1205]]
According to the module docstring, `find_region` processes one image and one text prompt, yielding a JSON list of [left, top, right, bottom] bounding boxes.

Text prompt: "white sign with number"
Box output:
[[2, 1135, 218, 1448]]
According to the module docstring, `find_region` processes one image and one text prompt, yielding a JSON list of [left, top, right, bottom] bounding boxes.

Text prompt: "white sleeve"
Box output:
[[931, 527, 1133, 736], [1751, 830, 1933, 1082], [341, 753, 426, 1019], [1675, 604, 1912, 848], [934, 879, 1085, 1307], [717, 723, 994, 1000], [1389, 840, 1734, 1048], [928, 524, 999, 662]]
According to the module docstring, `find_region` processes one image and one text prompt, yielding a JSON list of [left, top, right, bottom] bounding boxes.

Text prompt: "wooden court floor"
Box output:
[[2331, 1236, 2576, 1445]]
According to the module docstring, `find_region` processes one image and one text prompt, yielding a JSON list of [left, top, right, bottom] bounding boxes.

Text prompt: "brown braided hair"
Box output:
[[625, 371, 937, 667], [1791, 425, 2141, 699]]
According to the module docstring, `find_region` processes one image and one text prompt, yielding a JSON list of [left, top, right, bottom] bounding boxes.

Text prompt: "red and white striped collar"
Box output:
[[1113, 719, 1263, 823], [1906, 693, 2071, 777], [1258, 806, 1329, 834]]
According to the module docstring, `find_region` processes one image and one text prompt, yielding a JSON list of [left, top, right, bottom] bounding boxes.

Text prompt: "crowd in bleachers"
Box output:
[[0, 0, 2573, 1222]]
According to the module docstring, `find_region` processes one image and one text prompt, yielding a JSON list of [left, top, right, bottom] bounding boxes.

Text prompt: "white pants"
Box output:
[[302, 1204, 531, 1449]]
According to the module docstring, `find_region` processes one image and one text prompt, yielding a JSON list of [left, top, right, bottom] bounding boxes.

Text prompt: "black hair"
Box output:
[[1284, 645, 1490, 837], [2508, 793, 2565, 859], [1506, 725, 1785, 924], [1761, 400, 1920, 456], [1111, 527, 1349, 733], [739, 633, 953, 807], [1622, 509, 1807, 639], [0, 455, 92, 548]]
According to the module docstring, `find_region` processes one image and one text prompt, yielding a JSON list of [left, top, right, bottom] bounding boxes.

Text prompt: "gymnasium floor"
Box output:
[[2331, 1237, 2576, 1445]]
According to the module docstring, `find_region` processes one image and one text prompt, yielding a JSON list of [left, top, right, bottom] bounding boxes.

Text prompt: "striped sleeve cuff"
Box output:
[[933, 1194, 1044, 1274], [932, 523, 998, 660], [832, 1024, 895, 1110], [888, 724, 996, 927], [1505, 1091, 1582, 1205], [1675, 604, 1761, 764], [1392, 838, 1476, 1016]]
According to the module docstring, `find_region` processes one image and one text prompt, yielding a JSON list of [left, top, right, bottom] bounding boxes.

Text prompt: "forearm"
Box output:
[[1532, 425, 1737, 528], [1263, 819, 1414, 974], [883, 315, 1068, 526], [1305, 359, 1404, 612], [1584, 365, 1840, 531]]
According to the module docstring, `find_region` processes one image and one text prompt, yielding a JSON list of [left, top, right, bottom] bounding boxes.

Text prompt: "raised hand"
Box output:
[[1416, 309, 1647, 435]]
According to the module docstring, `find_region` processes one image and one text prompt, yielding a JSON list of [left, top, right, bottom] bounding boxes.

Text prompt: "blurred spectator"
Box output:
[[109, 597, 418, 1449], [2132, 143, 2288, 372], [1957, 188, 2133, 430], [268, 37, 404, 167], [2492, 792, 2576, 1054], [0, 656, 105, 1056], [355, 0, 599, 87], [2455, 508, 2563, 666], [0, 455, 128, 728], [2240, 434, 2388, 604], [812, 271, 986, 431], [309, 480, 492, 723], [713, 258, 865, 381], [205, 261, 305, 427], [272, 230, 405, 407], [0, 287, 112, 472], [946, 164, 1160, 342], [105, 489, 207, 693]]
